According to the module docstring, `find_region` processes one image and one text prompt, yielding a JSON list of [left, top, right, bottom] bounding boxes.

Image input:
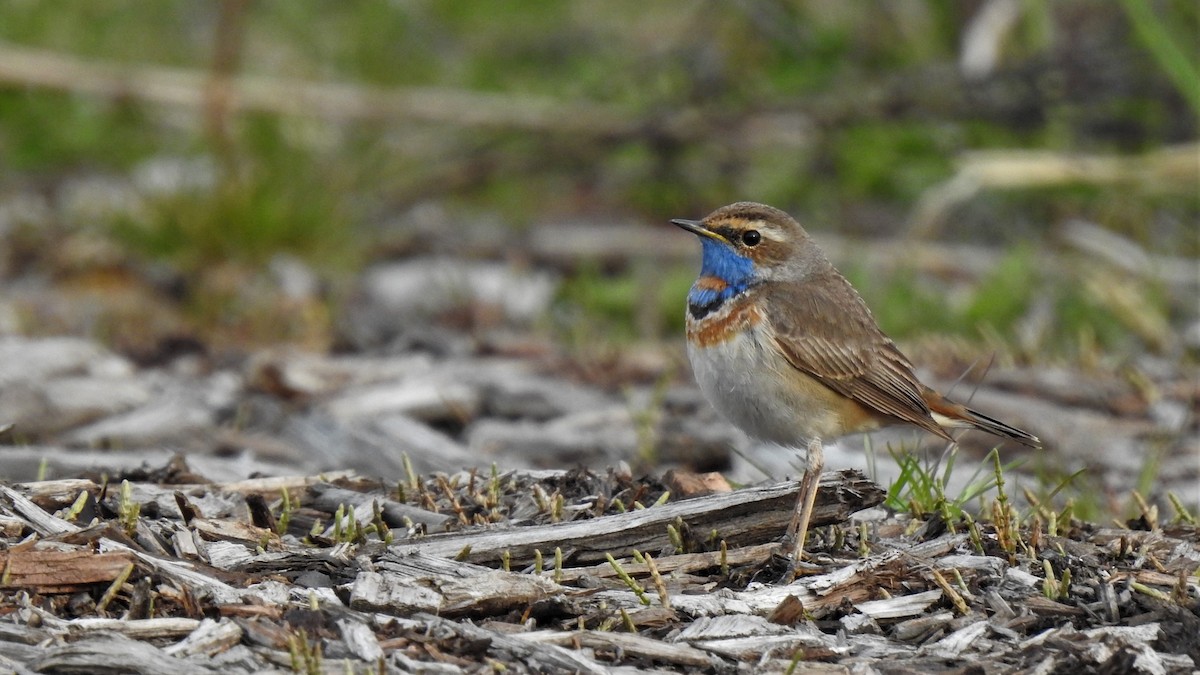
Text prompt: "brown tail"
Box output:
[[923, 388, 1041, 448]]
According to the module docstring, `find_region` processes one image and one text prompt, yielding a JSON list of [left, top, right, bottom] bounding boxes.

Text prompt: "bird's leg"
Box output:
[[783, 437, 824, 564]]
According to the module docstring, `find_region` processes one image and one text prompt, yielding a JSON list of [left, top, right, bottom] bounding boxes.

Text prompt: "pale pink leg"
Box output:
[[784, 437, 824, 562]]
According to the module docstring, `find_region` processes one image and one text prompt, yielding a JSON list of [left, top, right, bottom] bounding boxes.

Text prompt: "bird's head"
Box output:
[[672, 202, 827, 288]]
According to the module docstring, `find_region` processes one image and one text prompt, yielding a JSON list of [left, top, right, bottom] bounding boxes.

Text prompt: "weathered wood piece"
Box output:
[[0, 548, 136, 592], [32, 631, 212, 675], [388, 470, 884, 565], [517, 629, 718, 668], [416, 614, 610, 674]]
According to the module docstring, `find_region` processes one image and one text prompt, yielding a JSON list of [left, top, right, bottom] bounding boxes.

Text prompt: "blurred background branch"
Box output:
[[0, 0, 1195, 360]]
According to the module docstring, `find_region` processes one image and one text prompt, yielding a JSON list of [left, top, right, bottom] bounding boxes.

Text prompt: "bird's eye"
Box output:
[[742, 230, 761, 247]]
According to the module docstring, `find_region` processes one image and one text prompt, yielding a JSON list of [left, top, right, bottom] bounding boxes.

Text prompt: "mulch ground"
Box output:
[[1, 455, 1197, 673]]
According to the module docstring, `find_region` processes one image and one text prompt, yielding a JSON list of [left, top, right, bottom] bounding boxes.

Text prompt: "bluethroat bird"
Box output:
[[673, 202, 1040, 564]]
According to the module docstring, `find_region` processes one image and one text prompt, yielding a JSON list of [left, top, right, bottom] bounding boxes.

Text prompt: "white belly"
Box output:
[[687, 323, 825, 446]]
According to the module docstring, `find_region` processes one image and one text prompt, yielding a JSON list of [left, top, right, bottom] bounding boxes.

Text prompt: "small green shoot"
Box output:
[[551, 492, 564, 522], [96, 562, 135, 614], [619, 607, 636, 633], [644, 552, 670, 608], [666, 523, 684, 554], [606, 553, 650, 606], [64, 491, 90, 522], [276, 488, 294, 536], [1167, 493, 1196, 525], [858, 522, 871, 558], [532, 484, 549, 514], [118, 480, 140, 537], [402, 453, 419, 493], [1130, 580, 1172, 602], [287, 628, 323, 675], [930, 569, 968, 615]]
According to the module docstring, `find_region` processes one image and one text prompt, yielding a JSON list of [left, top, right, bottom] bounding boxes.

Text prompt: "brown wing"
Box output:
[[762, 271, 952, 440]]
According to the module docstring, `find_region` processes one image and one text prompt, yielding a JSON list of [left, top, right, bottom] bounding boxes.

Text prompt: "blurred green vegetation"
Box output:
[[0, 0, 1195, 357]]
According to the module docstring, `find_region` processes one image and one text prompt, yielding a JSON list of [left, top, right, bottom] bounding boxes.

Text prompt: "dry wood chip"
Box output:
[[419, 614, 609, 674], [172, 529, 201, 559], [0, 547, 135, 592], [51, 617, 201, 639], [188, 516, 269, 545], [669, 550, 911, 618], [0, 485, 81, 537], [555, 542, 778, 583], [662, 469, 732, 498], [768, 593, 807, 626], [924, 619, 989, 658], [933, 553, 1008, 575], [840, 612, 882, 635], [214, 604, 283, 620], [435, 569, 563, 615], [162, 617, 244, 657], [518, 629, 716, 668], [856, 590, 944, 621], [892, 610, 955, 642], [350, 570, 442, 614], [216, 471, 357, 496], [691, 630, 843, 661], [337, 618, 384, 662], [1024, 595, 1086, 616], [32, 631, 211, 675], [0, 652, 35, 675], [0, 515, 24, 537], [15, 478, 98, 509], [673, 614, 792, 641], [201, 540, 257, 570], [97, 538, 247, 604]]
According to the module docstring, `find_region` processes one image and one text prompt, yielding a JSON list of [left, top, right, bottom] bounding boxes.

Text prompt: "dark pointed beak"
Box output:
[[671, 218, 729, 243]]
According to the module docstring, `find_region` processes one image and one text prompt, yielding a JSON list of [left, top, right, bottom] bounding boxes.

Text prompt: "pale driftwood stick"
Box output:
[[1060, 219, 1199, 290], [14, 479, 98, 508], [661, 536, 968, 619], [415, 613, 609, 675], [0, 485, 81, 536], [909, 144, 1199, 238], [387, 470, 884, 565], [214, 471, 358, 496], [32, 632, 210, 675], [351, 564, 564, 618], [46, 617, 202, 640], [162, 618, 244, 657], [308, 482, 453, 531], [0, 653, 34, 675], [554, 542, 779, 582], [854, 589, 945, 620], [0, 41, 639, 136], [516, 630, 716, 668], [688, 633, 843, 662]]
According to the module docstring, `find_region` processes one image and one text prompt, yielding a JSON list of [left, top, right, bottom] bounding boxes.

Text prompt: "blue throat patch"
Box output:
[[687, 238, 756, 318]]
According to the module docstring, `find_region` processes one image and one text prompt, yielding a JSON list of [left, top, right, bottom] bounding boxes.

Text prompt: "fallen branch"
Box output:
[[386, 470, 884, 566], [0, 40, 640, 136]]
